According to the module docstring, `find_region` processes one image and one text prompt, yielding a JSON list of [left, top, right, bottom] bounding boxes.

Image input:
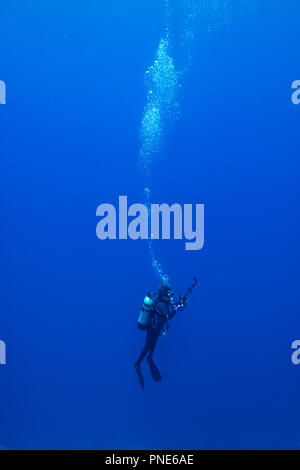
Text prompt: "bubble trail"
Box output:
[[138, 1, 232, 280]]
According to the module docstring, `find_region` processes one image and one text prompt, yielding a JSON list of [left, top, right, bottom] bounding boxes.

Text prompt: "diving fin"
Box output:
[[147, 357, 162, 382], [134, 362, 144, 390]]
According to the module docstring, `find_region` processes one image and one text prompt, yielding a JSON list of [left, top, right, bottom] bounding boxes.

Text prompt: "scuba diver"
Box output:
[[134, 275, 198, 389]]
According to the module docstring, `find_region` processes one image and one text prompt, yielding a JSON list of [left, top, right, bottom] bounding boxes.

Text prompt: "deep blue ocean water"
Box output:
[[1, 0, 300, 450]]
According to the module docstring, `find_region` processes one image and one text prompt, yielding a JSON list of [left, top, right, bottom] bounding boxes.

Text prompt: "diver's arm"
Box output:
[[168, 301, 182, 319], [155, 300, 177, 321], [154, 301, 168, 316]]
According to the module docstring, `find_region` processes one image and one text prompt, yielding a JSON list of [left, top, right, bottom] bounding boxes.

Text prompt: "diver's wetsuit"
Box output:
[[135, 299, 177, 366], [134, 280, 195, 388]]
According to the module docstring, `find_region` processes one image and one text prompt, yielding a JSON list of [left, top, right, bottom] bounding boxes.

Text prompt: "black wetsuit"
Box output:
[[135, 299, 177, 366]]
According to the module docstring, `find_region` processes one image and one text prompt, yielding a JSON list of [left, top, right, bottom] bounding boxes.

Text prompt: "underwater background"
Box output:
[[1, 0, 300, 450]]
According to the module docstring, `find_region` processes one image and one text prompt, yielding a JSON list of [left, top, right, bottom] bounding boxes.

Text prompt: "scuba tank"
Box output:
[[137, 294, 154, 330]]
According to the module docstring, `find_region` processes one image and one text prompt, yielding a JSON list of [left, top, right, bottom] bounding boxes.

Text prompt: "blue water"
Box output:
[[1, 0, 300, 450]]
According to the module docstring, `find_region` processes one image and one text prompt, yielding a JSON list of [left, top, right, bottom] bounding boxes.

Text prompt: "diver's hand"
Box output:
[[176, 296, 187, 311]]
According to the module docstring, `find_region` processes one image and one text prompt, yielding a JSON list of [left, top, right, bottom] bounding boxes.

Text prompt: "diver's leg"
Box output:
[[135, 327, 153, 366], [147, 328, 162, 382], [134, 362, 145, 389], [134, 328, 155, 389], [147, 327, 161, 361], [135, 347, 147, 367]]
